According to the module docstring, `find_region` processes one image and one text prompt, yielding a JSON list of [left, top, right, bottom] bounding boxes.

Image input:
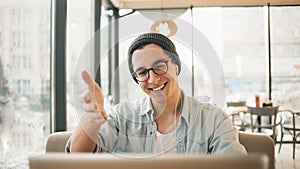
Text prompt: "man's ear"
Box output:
[[176, 65, 179, 75]]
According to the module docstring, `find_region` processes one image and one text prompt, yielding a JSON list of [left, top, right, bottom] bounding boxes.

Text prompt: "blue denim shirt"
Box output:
[[66, 91, 247, 154]]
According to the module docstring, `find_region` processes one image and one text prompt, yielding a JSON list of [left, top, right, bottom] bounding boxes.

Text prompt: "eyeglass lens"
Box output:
[[134, 59, 169, 82]]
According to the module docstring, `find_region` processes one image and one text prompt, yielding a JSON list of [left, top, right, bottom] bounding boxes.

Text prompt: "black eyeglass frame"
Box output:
[[132, 58, 172, 82]]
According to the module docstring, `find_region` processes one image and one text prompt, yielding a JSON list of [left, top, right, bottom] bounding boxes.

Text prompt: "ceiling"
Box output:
[[107, 0, 300, 9]]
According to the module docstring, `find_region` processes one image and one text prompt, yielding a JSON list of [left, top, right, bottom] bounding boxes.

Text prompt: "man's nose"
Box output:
[[147, 70, 160, 83]]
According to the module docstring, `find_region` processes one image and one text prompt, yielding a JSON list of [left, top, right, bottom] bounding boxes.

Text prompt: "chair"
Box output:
[[45, 131, 72, 152], [278, 110, 300, 159], [247, 106, 281, 143], [227, 101, 246, 107], [239, 132, 274, 169], [45, 131, 275, 169], [226, 101, 247, 130]]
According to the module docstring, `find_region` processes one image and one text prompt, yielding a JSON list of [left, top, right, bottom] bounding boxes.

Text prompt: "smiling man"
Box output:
[[66, 33, 247, 155]]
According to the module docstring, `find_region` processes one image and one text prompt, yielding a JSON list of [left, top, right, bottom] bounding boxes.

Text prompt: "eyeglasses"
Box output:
[[132, 58, 172, 82]]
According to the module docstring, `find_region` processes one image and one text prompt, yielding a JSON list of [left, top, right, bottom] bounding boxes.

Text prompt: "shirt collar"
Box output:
[[138, 96, 153, 117], [179, 90, 191, 125]]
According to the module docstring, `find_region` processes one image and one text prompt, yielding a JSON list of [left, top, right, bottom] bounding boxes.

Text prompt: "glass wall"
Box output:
[[66, 0, 93, 130], [66, 1, 111, 131], [0, 1, 299, 168], [193, 7, 268, 107], [96, 6, 300, 110], [114, 7, 267, 108], [65, 3, 300, 131], [271, 6, 300, 109], [0, 0, 51, 168], [99, 8, 110, 106]]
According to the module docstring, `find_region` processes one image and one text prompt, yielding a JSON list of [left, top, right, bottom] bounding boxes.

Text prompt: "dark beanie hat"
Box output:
[[128, 33, 181, 82]]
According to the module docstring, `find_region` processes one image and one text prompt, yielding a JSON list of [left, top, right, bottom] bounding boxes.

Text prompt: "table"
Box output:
[[226, 106, 300, 132], [225, 106, 289, 132]]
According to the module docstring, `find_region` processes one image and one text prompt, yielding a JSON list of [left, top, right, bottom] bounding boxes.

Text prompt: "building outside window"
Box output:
[[12, 8, 30, 25], [12, 32, 30, 48], [0, 1, 51, 168]]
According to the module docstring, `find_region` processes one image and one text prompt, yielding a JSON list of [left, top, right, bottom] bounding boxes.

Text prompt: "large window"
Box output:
[[89, 6, 299, 111], [66, 0, 94, 130], [0, 1, 299, 168], [271, 6, 300, 109], [65, 4, 300, 132], [114, 7, 267, 108], [193, 7, 268, 107], [66, 2, 112, 131], [0, 0, 51, 168]]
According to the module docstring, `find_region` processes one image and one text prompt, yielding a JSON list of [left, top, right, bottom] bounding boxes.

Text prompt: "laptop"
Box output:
[[29, 153, 268, 169]]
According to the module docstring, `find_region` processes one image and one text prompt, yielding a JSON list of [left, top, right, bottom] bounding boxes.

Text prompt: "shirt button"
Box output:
[[149, 131, 153, 135]]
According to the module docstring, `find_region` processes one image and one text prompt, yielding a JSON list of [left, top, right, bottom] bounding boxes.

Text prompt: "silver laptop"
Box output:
[[29, 153, 268, 169]]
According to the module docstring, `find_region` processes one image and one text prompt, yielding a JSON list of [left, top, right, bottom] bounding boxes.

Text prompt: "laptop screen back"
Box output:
[[29, 153, 268, 169]]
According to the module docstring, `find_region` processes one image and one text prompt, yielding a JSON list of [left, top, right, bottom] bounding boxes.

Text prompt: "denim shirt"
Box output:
[[66, 91, 247, 154]]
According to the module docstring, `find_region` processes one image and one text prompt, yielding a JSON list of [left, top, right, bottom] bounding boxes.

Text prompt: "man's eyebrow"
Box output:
[[151, 58, 169, 66], [133, 66, 146, 72], [133, 58, 169, 72]]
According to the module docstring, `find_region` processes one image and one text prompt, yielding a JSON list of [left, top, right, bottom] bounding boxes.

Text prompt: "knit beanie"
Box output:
[[128, 33, 181, 82]]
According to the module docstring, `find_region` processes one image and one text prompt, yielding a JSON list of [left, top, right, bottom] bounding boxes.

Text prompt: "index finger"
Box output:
[[81, 70, 95, 91]]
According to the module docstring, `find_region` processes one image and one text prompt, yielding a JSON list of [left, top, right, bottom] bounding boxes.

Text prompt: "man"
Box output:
[[66, 33, 246, 154]]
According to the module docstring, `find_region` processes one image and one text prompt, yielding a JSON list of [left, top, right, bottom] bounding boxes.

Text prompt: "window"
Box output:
[[41, 78, 50, 110], [13, 79, 30, 95], [22, 80, 30, 94], [107, 7, 267, 108], [0, 1, 51, 168], [271, 6, 300, 109], [12, 8, 30, 25], [12, 55, 30, 70], [66, 0, 93, 130], [12, 32, 29, 48], [92, 7, 268, 109], [12, 55, 20, 70], [99, 7, 110, 103], [41, 79, 50, 94]]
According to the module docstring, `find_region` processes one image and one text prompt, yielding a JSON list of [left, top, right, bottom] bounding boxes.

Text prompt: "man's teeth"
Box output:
[[153, 84, 165, 91]]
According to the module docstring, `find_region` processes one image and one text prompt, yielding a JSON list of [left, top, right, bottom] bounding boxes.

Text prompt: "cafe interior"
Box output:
[[0, 0, 300, 169]]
